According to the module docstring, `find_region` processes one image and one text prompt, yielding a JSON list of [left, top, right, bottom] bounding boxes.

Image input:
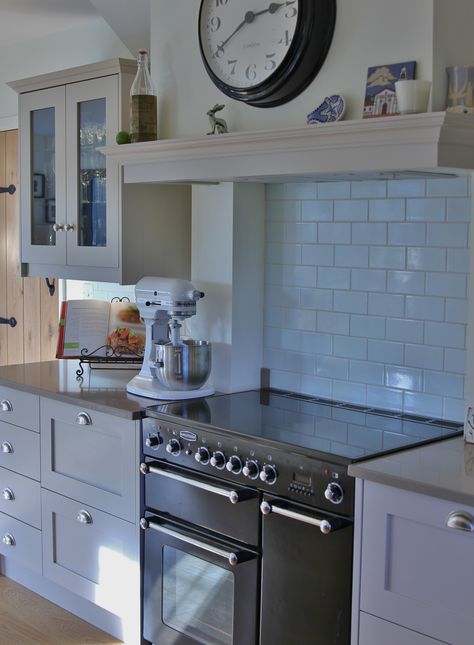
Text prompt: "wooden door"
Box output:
[[0, 130, 58, 365]]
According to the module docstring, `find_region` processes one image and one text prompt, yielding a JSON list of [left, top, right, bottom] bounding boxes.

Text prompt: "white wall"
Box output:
[[0, 17, 132, 131], [151, 0, 436, 138]]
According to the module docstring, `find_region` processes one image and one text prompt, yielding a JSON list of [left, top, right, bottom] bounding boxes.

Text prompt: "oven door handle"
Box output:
[[140, 462, 255, 504], [260, 501, 333, 535], [140, 517, 248, 566]]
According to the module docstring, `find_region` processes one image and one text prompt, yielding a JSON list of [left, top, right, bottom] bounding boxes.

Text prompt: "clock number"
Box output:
[[265, 54, 277, 72], [278, 30, 292, 47], [215, 42, 225, 58], [245, 64, 257, 82], [286, 5, 298, 18], [215, 0, 228, 5], [209, 16, 221, 32], [227, 59, 238, 75]]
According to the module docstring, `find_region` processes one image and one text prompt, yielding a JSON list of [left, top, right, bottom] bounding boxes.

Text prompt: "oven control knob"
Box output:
[[194, 446, 210, 464], [145, 434, 161, 449], [259, 464, 277, 485], [166, 438, 182, 456], [226, 455, 242, 474], [210, 451, 226, 470], [242, 460, 259, 480], [324, 482, 344, 505]]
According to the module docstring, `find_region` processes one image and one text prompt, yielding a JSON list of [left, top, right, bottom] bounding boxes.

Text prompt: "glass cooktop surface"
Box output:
[[147, 389, 462, 463]]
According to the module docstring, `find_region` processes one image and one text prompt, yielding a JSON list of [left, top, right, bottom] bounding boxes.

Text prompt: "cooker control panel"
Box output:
[[142, 417, 353, 515]]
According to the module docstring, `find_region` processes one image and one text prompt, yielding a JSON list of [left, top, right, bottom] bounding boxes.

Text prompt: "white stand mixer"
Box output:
[[126, 277, 215, 400]]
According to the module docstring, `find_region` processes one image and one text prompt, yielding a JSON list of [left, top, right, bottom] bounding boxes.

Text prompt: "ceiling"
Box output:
[[0, 0, 149, 53]]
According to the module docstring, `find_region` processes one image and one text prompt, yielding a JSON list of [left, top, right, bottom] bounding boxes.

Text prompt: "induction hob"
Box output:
[[146, 389, 462, 464]]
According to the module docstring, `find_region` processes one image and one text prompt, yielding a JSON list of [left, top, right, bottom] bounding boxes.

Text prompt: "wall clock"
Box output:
[[198, 0, 336, 108]]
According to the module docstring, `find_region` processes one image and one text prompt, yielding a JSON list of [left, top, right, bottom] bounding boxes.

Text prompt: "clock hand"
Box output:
[[216, 1, 296, 55]]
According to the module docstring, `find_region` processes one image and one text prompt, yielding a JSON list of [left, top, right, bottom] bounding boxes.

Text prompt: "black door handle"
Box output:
[[0, 317, 17, 327], [0, 185, 16, 195]]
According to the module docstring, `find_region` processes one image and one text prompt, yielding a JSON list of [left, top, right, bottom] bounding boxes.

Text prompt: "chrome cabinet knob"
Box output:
[[76, 412, 92, 425], [446, 511, 474, 532], [324, 482, 344, 505], [2, 533, 15, 546], [77, 510, 93, 524], [0, 399, 12, 412], [194, 446, 210, 464], [2, 488, 14, 501], [259, 464, 277, 484], [64, 223, 75, 232], [226, 455, 242, 474], [242, 460, 259, 479], [210, 451, 226, 469], [52, 223, 65, 232], [1, 441, 13, 454], [166, 438, 182, 456]]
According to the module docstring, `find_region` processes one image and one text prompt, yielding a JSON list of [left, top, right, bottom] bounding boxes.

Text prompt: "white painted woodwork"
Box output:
[[101, 112, 474, 186], [0, 513, 42, 575], [359, 612, 448, 645], [358, 481, 474, 645], [41, 488, 139, 623], [0, 467, 41, 528], [40, 398, 137, 522], [0, 422, 40, 480], [0, 386, 39, 431]]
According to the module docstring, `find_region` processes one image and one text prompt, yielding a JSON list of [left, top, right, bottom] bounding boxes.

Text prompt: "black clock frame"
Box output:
[[198, 0, 337, 108]]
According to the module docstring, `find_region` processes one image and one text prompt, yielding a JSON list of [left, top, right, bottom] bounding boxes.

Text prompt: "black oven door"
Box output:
[[142, 513, 260, 645], [259, 495, 353, 645]]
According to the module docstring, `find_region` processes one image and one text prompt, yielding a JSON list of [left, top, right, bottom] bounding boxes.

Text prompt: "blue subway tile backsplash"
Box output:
[[264, 177, 470, 422]]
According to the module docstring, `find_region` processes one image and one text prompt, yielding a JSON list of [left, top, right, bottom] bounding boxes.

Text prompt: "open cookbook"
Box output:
[[56, 300, 145, 359]]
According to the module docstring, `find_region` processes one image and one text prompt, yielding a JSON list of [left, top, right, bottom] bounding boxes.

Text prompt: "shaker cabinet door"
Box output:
[[19, 86, 67, 265]]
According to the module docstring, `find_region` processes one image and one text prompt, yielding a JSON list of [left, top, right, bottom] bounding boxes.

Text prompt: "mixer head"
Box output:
[[135, 277, 205, 322]]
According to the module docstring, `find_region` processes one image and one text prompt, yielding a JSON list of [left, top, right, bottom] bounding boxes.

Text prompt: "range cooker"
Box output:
[[140, 389, 462, 645]]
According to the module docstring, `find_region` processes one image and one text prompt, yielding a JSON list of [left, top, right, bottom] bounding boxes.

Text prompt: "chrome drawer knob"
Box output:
[[2, 488, 14, 501], [77, 510, 93, 524], [52, 223, 65, 232], [2, 533, 15, 546], [64, 223, 75, 232], [76, 412, 92, 426], [446, 511, 474, 532], [1, 441, 13, 454], [0, 399, 12, 412]]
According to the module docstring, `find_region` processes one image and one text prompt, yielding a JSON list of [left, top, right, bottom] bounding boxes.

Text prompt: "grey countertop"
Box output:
[[349, 435, 474, 506], [0, 360, 153, 420]]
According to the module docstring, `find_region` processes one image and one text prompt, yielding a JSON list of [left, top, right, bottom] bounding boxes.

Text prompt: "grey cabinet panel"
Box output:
[[360, 481, 474, 645], [0, 512, 42, 574], [0, 467, 41, 528], [40, 398, 137, 521], [0, 386, 39, 432], [359, 612, 447, 645], [0, 421, 40, 479], [42, 489, 139, 617]]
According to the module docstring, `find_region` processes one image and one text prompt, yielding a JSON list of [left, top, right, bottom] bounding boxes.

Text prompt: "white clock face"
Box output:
[[199, 0, 299, 90]]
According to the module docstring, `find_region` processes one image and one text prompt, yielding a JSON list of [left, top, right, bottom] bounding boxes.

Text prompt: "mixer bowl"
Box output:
[[154, 340, 211, 391]]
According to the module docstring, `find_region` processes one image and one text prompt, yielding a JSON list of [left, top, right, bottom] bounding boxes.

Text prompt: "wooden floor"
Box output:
[[0, 576, 122, 645]]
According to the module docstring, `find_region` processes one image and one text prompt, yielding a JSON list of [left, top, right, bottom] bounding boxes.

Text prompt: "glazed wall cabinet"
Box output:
[[352, 480, 474, 645], [9, 59, 191, 283]]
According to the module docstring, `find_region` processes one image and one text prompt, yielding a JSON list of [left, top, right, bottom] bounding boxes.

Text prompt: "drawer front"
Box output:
[[0, 421, 40, 479], [42, 489, 139, 616], [41, 398, 137, 521], [0, 468, 41, 528], [0, 386, 39, 432], [359, 612, 447, 645], [360, 481, 474, 645], [0, 512, 42, 574]]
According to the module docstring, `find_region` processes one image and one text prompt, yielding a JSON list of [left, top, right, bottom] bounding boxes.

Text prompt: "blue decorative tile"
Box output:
[[369, 199, 405, 221], [333, 336, 368, 360], [369, 247, 406, 269], [352, 223, 387, 245], [385, 365, 422, 391], [334, 200, 368, 221], [368, 293, 404, 317], [349, 360, 385, 385], [425, 273, 467, 298], [301, 244, 334, 266], [300, 288, 333, 310], [368, 340, 404, 364], [426, 177, 469, 196], [318, 311, 350, 335], [317, 182, 351, 199], [444, 348, 466, 374], [424, 371, 464, 398], [317, 267, 351, 290], [335, 245, 369, 268], [318, 223, 351, 244], [285, 222, 317, 243], [427, 223, 469, 248], [351, 181, 387, 199], [386, 318, 424, 343], [447, 198, 471, 222], [387, 271, 425, 295], [406, 198, 445, 221], [350, 314, 386, 339], [316, 355, 349, 380], [334, 291, 368, 314], [405, 296, 445, 321], [425, 322, 466, 349], [387, 179, 425, 197], [302, 200, 333, 222], [351, 269, 386, 292], [404, 344, 444, 371], [388, 223, 426, 246], [407, 248, 446, 271]]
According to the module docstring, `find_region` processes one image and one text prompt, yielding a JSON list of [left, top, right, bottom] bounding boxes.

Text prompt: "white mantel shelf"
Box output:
[[101, 111, 474, 184]]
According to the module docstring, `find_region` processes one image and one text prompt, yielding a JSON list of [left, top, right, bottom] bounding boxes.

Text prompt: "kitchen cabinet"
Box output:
[[9, 59, 191, 283], [353, 480, 474, 645]]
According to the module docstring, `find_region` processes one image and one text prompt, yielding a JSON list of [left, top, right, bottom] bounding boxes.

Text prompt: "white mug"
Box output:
[[395, 80, 431, 114]]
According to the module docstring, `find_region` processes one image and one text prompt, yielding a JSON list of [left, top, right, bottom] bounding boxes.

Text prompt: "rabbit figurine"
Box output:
[[207, 103, 228, 135]]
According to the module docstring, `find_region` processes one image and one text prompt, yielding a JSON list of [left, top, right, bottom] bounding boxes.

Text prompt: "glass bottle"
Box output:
[[129, 50, 158, 143]]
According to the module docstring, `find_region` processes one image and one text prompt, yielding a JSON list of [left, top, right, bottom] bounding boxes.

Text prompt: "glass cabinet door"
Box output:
[[66, 75, 119, 269], [19, 86, 67, 265]]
